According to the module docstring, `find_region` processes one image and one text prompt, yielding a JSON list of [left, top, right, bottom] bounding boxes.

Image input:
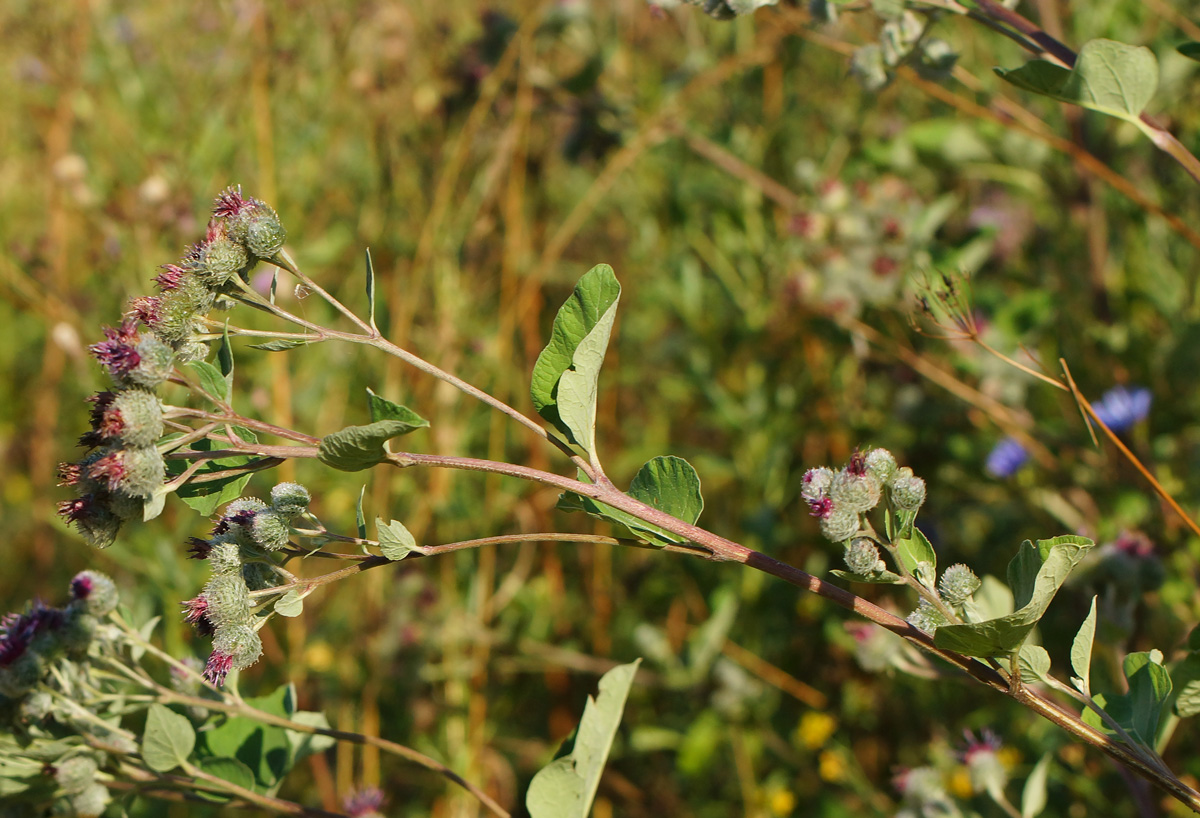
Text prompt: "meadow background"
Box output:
[[4, 0, 1200, 815]]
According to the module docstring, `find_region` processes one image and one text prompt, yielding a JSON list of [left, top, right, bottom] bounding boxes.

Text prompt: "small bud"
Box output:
[[195, 233, 250, 288], [242, 562, 280, 592], [175, 338, 210, 364], [889, 471, 926, 512], [250, 509, 290, 551], [938, 564, 980, 605], [906, 599, 947, 635], [86, 389, 163, 448], [819, 505, 860, 544], [270, 482, 310, 518], [844, 538, 885, 575], [60, 611, 98, 658], [203, 573, 251, 628], [55, 755, 98, 795], [69, 571, 118, 616], [214, 498, 269, 548], [863, 448, 897, 485], [57, 495, 122, 549], [69, 782, 111, 818], [126, 336, 175, 389], [207, 540, 243, 575], [86, 445, 165, 499], [0, 651, 45, 697], [149, 275, 215, 347], [801, 467, 835, 502], [18, 690, 52, 724], [107, 490, 145, 522], [216, 622, 264, 672], [205, 623, 263, 686], [830, 470, 881, 513], [227, 199, 286, 260]]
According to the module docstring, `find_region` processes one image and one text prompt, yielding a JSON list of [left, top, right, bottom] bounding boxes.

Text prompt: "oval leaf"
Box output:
[[318, 420, 422, 472], [273, 591, 304, 618], [526, 659, 641, 818], [376, 517, 417, 560], [1125, 650, 1172, 745], [995, 39, 1158, 122], [193, 756, 256, 803], [142, 703, 196, 772], [366, 388, 429, 429], [1070, 596, 1098, 695], [531, 264, 621, 447], [933, 536, 1093, 657]]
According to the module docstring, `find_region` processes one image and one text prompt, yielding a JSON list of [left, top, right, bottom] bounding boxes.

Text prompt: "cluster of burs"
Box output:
[[802, 448, 927, 544], [57, 187, 285, 551], [0, 572, 122, 818], [183, 482, 311, 686]]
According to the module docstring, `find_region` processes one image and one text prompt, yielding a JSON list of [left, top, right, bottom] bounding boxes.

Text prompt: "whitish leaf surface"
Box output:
[[526, 659, 641, 818]]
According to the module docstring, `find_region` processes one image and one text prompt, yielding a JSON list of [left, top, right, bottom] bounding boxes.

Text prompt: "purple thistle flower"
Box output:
[[212, 185, 248, 218], [959, 728, 1002, 763], [1092, 385, 1151, 432], [203, 650, 234, 686], [182, 596, 215, 637], [70, 574, 94, 601], [154, 263, 187, 291], [0, 602, 63, 667], [985, 438, 1028, 479], [807, 496, 834, 519], [186, 537, 213, 559], [127, 295, 162, 326], [344, 787, 387, 817], [85, 449, 128, 492], [88, 322, 142, 379]]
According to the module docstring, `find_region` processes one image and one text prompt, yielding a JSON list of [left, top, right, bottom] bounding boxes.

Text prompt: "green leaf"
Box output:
[[1178, 42, 1200, 63], [166, 428, 259, 516], [994, 39, 1158, 123], [248, 339, 309, 352], [284, 711, 337, 762], [1171, 654, 1200, 718], [376, 517, 417, 560], [1018, 644, 1052, 684], [366, 388, 429, 430], [318, 420, 421, 471], [364, 248, 377, 329], [526, 659, 641, 818], [557, 456, 704, 546], [189, 361, 230, 404], [273, 591, 304, 618], [933, 536, 1093, 657], [200, 715, 292, 788], [894, 526, 936, 582], [1021, 754, 1052, 818], [1070, 596, 1098, 694], [250, 683, 298, 718], [217, 321, 234, 388], [193, 757, 256, 803], [829, 569, 905, 584], [142, 704, 196, 773], [1125, 650, 1171, 745], [530, 264, 621, 449]]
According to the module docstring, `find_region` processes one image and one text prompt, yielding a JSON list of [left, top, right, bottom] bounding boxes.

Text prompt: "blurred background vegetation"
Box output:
[[4, 0, 1200, 815]]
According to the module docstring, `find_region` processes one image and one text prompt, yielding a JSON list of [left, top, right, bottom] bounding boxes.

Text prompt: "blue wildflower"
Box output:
[[986, 438, 1028, 478], [1092, 385, 1151, 432]]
